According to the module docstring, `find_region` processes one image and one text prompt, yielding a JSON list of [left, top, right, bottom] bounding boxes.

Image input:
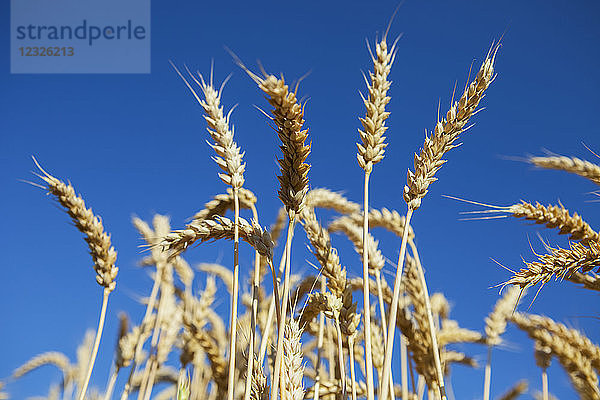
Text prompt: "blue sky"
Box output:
[[1, 0, 599, 399]]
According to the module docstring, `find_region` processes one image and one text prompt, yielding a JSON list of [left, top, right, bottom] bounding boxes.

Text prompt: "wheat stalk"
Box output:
[[137, 264, 176, 400], [16, 17, 600, 400], [483, 285, 521, 400], [381, 43, 499, 400], [328, 215, 394, 397], [234, 62, 311, 399], [535, 342, 552, 400], [129, 367, 179, 393], [357, 31, 398, 400], [172, 65, 251, 400], [311, 277, 327, 400], [122, 215, 170, 400], [301, 209, 361, 336], [403, 44, 499, 210], [143, 293, 182, 400], [103, 314, 130, 400], [301, 208, 362, 397], [238, 66, 311, 216], [132, 216, 174, 400], [244, 203, 264, 400], [403, 250, 437, 389], [33, 159, 117, 400], [175, 70, 247, 389], [176, 370, 190, 400]]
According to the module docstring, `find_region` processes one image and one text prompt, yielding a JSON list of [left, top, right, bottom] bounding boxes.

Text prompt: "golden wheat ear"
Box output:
[[530, 154, 600, 186], [511, 313, 600, 398], [380, 42, 500, 400], [32, 156, 118, 291], [404, 41, 500, 210], [31, 157, 118, 400], [449, 194, 600, 245]]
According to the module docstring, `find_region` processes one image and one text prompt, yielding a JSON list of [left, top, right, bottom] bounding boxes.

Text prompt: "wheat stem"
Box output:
[[409, 240, 446, 399], [483, 346, 492, 400], [313, 276, 327, 400], [103, 367, 119, 400], [334, 318, 347, 399], [271, 217, 296, 400], [380, 208, 413, 400], [226, 188, 241, 400], [362, 170, 376, 400], [375, 270, 395, 400], [348, 334, 357, 400], [542, 370, 548, 400], [417, 376, 425, 400], [142, 361, 159, 400], [138, 276, 171, 400], [244, 204, 262, 400], [401, 335, 409, 400], [78, 288, 110, 400], [120, 272, 161, 400], [258, 246, 286, 366]]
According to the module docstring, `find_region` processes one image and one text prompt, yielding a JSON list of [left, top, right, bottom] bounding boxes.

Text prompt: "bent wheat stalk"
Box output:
[[33, 159, 118, 400]]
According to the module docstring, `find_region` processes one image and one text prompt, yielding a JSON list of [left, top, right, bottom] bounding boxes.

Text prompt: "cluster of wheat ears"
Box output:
[[5, 19, 600, 400]]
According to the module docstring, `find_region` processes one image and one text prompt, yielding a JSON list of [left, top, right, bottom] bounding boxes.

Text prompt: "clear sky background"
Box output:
[[1, 1, 599, 399]]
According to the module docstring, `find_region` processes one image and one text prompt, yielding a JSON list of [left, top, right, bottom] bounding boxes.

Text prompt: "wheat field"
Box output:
[[2, 3, 599, 400]]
